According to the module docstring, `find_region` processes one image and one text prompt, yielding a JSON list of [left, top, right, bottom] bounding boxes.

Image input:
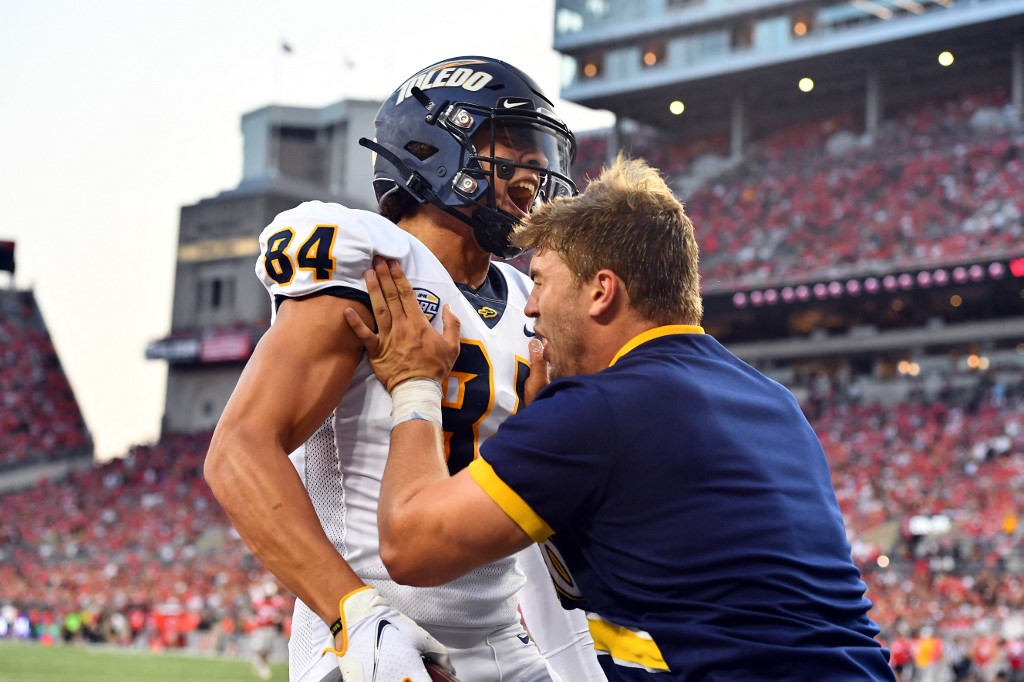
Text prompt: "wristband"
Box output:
[[329, 617, 343, 637], [391, 378, 443, 427]]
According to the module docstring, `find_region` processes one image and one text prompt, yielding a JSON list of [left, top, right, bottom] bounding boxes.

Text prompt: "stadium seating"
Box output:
[[572, 87, 1023, 292], [0, 432, 292, 654], [0, 290, 91, 470], [2, 372, 1021, 675]]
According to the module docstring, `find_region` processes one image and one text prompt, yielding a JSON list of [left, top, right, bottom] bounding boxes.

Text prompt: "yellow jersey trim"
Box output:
[[588, 613, 670, 672], [468, 458, 555, 542], [609, 324, 705, 367]]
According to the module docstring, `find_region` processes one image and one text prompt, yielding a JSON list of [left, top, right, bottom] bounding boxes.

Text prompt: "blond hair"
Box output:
[[514, 154, 702, 325]]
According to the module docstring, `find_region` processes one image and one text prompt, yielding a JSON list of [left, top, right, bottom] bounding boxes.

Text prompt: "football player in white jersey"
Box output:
[[205, 56, 605, 682]]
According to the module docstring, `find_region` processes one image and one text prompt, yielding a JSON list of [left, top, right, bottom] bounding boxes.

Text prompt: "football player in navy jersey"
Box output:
[[349, 155, 897, 681], [205, 57, 605, 681]]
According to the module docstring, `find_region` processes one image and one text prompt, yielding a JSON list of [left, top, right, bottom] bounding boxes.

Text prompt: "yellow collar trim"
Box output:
[[609, 324, 704, 367]]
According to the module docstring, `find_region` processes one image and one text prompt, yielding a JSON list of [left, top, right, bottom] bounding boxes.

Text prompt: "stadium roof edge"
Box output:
[[560, 0, 1024, 104], [555, 0, 807, 51], [240, 98, 381, 128]]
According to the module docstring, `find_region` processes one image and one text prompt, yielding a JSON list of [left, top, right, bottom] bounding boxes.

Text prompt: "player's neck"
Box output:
[[400, 210, 491, 288]]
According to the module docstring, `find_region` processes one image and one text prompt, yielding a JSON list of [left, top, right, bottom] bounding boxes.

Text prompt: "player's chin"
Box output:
[[545, 357, 566, 381]]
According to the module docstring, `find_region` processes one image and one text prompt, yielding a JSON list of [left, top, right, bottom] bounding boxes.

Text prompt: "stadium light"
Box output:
[[725, 261, 1004, 311], [1010, 257, 1024, 277], [938, 51, 955, 67], [644, 51, 658, 66], [793, 21, 808, 36], [669, 100, 685, 115], [798, 77, 815, 93]]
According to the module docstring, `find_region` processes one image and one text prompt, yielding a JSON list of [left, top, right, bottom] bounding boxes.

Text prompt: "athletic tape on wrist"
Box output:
[[391, 378, 443, 427]]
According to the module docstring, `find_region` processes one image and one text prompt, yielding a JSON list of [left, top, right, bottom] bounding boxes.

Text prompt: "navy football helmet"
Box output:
[[359, 56, 577, 258]]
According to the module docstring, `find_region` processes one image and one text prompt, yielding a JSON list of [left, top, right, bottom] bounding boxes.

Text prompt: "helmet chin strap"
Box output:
[[359, 136, 520, 258], [467, 206, 522, 258]]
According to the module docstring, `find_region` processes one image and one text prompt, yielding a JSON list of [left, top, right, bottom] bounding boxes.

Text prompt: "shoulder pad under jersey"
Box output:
[[255, 200, 412, 299]]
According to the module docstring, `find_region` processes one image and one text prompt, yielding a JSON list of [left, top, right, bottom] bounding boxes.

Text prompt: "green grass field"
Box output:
[[0, 641, 288, 681]]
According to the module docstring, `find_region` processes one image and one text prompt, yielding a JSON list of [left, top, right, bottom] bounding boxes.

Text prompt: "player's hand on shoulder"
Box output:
[[325, 586, 456, 682], [344, 257, 461, 393]]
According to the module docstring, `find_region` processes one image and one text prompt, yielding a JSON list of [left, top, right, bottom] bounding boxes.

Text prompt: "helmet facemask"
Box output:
[[439, 102, 577, 257]]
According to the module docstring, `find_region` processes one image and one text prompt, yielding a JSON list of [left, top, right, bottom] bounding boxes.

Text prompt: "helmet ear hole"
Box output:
[[405, 141, 438, 161]]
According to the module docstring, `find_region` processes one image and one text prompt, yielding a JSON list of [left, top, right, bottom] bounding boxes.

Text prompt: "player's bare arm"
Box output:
[[345, 258, 534, 587], [205, 294, 372, 626]]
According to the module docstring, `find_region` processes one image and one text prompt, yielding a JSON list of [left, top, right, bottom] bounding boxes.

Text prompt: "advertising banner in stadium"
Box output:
[[199, 332, 251, 363], [146, 331, 257, 364]]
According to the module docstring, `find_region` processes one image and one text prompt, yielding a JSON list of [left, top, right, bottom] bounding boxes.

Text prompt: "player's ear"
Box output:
[[588, 269, 623, 319]]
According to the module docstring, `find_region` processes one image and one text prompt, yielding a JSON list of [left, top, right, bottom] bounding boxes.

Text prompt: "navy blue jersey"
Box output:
[[469, 326, 895, 680]]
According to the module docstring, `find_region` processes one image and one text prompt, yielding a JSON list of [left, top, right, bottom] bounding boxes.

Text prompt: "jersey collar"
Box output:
[[609, 324, 705, 367], [454, 263, 509, 329]]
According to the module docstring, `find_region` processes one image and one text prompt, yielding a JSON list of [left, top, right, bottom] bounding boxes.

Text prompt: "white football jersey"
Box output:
[[256, 201, 540, 667]]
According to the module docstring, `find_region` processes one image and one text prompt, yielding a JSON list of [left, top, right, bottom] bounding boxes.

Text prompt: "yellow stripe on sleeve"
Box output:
[[468, 458, 554, 542], [587, 613, 670, 672]]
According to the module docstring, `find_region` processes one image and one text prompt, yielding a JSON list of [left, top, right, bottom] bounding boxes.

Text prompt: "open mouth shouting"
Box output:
[[505, 178, 540, 218]]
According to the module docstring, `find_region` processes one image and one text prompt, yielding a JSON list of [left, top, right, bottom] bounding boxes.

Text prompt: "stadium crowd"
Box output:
[[0, 290, 90, 470], [2, 366, 1022, 677], [572, 87, 1024, 293], [0, 432, 291, 659]]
